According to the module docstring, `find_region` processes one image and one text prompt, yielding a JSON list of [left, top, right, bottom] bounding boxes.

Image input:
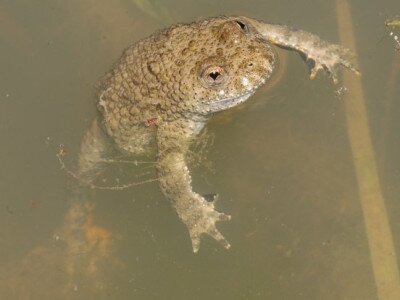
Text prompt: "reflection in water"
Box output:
[[0, 120, 120, 298], [0, 201, 121, 298]]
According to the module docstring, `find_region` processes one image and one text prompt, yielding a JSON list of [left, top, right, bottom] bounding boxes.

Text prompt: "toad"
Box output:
[[77, 16, 359, 252]]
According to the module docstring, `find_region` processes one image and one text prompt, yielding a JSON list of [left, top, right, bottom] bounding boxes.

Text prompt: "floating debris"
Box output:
[[58, 144, 68, 157], [385, 17, 400, 52], [385, 17, 400, 27], [334, 85, 348, 98], [56, 145, 158, 190]]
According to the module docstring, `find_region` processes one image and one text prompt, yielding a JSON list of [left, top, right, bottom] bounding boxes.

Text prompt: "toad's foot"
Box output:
[[180, 193, 231, 252], [157, 120, 233, 252], [305, 44, 360, 83]]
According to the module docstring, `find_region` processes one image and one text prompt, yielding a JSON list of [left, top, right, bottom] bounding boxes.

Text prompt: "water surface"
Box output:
[[0, 0, 399, 299]]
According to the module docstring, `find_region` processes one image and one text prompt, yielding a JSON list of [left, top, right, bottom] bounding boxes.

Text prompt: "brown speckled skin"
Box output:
[[98, 16, 274, 153], [91, 16, 358, 252]]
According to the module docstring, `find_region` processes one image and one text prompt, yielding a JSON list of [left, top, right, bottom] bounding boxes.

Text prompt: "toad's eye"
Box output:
[[235, 20, 248, 32], [200, 65, 227, 88]]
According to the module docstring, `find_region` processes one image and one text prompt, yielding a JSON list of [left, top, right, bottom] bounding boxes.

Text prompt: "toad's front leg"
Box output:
[[157, 120, 231, 253], [244, 17, 360, 82]]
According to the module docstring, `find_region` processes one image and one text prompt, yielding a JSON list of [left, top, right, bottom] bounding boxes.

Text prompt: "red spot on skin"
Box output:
[[31, 201, 38, 209], [147, 117, 157, 126]]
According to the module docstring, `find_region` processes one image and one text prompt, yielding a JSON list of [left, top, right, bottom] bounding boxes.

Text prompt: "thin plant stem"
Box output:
[[336, 1, 400, 299]]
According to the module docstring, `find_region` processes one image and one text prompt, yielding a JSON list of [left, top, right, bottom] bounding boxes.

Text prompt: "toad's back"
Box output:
[[97, 17, 275, 153]]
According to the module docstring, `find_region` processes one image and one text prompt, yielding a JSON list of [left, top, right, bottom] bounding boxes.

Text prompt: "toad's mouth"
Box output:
[[210, 92, 255, 112], [199, 89, 257, 115]]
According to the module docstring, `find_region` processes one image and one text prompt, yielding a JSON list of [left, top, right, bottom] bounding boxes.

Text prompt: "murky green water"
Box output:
[[1, 0, 399, 299]]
